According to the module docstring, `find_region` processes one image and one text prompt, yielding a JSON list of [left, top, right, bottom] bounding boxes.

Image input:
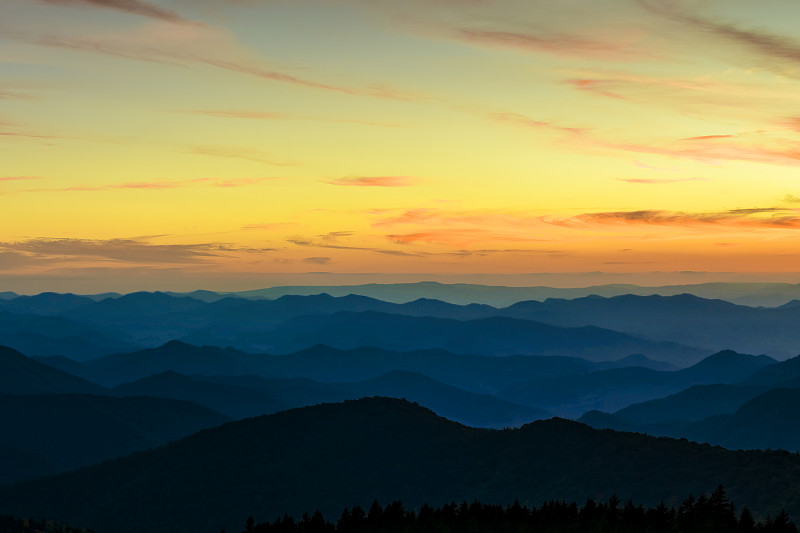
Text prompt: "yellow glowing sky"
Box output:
[[2, 0, 800, 292]]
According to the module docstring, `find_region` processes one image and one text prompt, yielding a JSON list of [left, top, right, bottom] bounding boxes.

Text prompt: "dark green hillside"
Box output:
[[0, 393, 229, 484], [81, 340, 257, 386], [613, 384, 768, 425], [0, 345, 104, 395], [112, 370, 289, 419], [684, 388, 800, 451], [0, 446, 53, 486], [745, 355, 800, 386], [335, 370, 549, 427], [4, 398, 800, 533]]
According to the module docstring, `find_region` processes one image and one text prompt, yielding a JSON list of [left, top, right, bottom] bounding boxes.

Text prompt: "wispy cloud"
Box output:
[[328, 176, 415, 187], [682, 135, 735, 141], [186, 146, 296, 167], [596, 134, 800, 167], [0, 237, 277, 266], [36, 0, 190, 24], [458, 29, 645, 61], [0, 176, 42, 182], [183, 109, 404, 128], [303, 256, 331, 265], [371, 208, 557, 247], [385, 229, 554, 247], [23, 23, 421, 101], [287, 234, 424, 257], [638, 0, 800, 72], [565, 78, 627, 100], [562, 207, 800, 230], [16, 176, 279, 194], [0, 238, 221, 264], [241, 222, 296, 231], [489, 112, 586, 135], [616, 177, 708, 184]]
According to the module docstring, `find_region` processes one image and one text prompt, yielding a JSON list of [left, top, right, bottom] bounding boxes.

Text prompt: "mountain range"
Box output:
[[3, 397, 800, 533]]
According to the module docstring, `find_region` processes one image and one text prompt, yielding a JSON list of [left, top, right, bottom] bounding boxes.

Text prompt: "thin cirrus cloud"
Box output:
[[616, 177, 708, 184], [565, 79, 627, 100], [328, 176, 415, 187], [183, 109, 404, 129], [564, 208, 800, 230], [0, 176, 42, 182], [0, 238, 226, 264], [638, 0, 800, 71], [385, 229, 554, 247], [186, 146, 296, 167], [303, 257, 331, 265], [287, 235, 424, 257], [488, 112, 586, 135], [15, 176, 279, 194], [598, 136, 800, 167], [682, 135, 735, 141], [26, 26, 420, 101], [36, 0, 190, 24], [457, 29, 645, 61]]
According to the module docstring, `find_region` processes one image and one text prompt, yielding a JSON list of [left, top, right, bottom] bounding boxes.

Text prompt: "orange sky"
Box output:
[[2, 0, 800, 292]]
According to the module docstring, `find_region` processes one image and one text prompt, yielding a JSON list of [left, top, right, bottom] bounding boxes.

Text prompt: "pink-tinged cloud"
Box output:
[[597, 137, 800, 167], [385, 229, 553, 247], [566, 79, 627, 100], [328, 176, 415, 187], [0, 176, 42, 182], [385, 230, 562, 250], [489, 112, 586, 135], [682, 135, 735, 141], [616, 177, 708, 184], [459, 29, 644, 61], [37, 0, 189, 23]]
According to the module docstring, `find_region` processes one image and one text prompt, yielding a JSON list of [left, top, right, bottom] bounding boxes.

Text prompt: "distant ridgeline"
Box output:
[[241, 487, 797, 533]]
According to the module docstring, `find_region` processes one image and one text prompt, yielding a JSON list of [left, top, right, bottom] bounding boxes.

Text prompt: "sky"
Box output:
[[2, 0, 800, 293]]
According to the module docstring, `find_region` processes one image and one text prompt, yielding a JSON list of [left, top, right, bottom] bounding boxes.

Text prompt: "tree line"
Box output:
[[240, 486, 798, 533]]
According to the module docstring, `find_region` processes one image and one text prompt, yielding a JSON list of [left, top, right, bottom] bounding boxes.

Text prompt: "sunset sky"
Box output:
[[2, 0, 800, 293]]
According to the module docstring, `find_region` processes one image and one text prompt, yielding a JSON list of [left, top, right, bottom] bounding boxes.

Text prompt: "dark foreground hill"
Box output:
[[4, 398, 800, 533], [0, 393, 229, 485]]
